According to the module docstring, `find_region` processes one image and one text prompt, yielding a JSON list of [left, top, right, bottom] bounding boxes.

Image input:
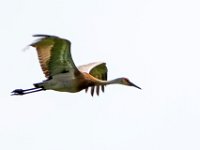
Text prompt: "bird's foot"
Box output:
[[11, 89, 25, 96]]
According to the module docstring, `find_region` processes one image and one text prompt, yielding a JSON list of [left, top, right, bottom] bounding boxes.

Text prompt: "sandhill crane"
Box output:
[[12, 34, 141, 96]]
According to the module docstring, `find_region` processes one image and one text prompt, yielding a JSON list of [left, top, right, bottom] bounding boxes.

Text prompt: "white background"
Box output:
[[0, 0, 200, 150]]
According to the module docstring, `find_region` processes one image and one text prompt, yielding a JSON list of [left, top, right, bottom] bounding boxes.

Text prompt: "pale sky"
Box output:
[[1, 0, 200, 150]]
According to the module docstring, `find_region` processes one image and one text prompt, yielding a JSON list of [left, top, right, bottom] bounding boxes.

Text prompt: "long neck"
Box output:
[[84, 73, 122, 86], [105, 78, 123, 85]]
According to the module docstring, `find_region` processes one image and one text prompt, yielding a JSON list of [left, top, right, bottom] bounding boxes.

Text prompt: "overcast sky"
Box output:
[[0, 0, 200, 150]]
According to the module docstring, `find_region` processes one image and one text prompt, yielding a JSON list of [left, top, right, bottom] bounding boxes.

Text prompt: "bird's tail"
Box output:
[[34, 82, 44, 88]]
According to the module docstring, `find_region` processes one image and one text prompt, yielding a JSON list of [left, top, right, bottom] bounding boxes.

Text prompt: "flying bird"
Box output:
[[12, 34, 141, 96]]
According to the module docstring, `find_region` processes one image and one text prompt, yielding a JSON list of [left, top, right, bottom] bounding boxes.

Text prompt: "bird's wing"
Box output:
[[30, 34, 80, 78], [78, 62, 108, 96], [78, 62, 107, 80]]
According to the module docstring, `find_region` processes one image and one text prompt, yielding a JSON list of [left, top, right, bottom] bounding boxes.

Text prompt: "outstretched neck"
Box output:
[[105, 78, 123, 85], [84, 73, 122, 86]]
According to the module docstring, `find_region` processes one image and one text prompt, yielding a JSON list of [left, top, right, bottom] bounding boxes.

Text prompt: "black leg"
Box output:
[[11, 87, 44, 96]]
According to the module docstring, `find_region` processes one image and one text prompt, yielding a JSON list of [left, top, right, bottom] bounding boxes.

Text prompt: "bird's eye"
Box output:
[[123, 78, 129, 83]]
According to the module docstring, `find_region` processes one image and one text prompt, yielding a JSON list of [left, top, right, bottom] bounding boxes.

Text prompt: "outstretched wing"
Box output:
[[30, 34, 80, 78], [78, 62, 108, 96]]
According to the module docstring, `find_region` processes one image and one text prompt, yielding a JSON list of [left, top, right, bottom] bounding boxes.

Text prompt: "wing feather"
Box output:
[[35, 45, 53, 77], [78, 62, 108, 96], [30, 34, 80, 78]]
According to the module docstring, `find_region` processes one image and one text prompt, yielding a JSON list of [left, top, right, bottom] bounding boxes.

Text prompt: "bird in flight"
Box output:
[[12, 34, 141, 96]]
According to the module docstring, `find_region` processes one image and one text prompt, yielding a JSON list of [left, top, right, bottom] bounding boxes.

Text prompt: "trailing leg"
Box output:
[[11, 87, 44, 96]]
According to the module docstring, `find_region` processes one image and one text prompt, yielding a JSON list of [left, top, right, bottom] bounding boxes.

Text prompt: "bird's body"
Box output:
[[12, 34, 141, 96], [34, 72, 95, 93]]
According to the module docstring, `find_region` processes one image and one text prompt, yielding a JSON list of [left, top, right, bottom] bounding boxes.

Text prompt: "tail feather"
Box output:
[[34, 82, 44, 89]]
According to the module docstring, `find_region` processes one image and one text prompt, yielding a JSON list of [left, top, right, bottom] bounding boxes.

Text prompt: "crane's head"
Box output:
[[119, 78, 142, 89]]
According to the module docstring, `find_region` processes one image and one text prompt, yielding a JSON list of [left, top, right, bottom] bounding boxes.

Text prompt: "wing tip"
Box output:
[[32, 34, 58, 38], [32, 34, 71, 44]]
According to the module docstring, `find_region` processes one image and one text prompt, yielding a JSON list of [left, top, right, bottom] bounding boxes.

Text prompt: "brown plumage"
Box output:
[[12, 34, 141, 96]]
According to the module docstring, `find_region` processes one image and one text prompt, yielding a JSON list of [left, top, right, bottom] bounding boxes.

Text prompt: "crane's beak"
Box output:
[[129, 82, 142, 90]]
